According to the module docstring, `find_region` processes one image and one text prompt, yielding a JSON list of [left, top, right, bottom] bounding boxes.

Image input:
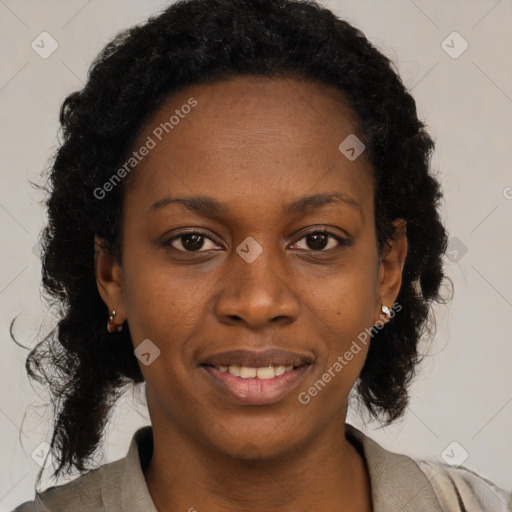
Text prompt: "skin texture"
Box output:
[[95, 76, 407, 512]]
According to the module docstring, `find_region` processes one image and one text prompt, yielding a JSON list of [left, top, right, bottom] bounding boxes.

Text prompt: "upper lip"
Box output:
[[201, 348, 314, 368]]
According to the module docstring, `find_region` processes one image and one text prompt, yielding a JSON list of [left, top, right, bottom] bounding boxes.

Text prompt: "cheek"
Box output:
[[302, 258, 379, 332], [295, 250, 378, 381], [120, 246, 203, 343], [120, 262, 230, 382], [299, 278, 375, 413]]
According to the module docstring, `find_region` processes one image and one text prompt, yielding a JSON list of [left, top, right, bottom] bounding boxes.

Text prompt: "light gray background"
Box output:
[[1, 0, 511, 509]]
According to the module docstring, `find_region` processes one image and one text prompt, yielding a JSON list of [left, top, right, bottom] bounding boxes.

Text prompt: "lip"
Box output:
[[201, 348, 314, 368], [200, 363, 312, 405]]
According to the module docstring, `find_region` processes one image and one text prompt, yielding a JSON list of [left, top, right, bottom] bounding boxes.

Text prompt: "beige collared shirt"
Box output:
[[12, 424, 511, 511]]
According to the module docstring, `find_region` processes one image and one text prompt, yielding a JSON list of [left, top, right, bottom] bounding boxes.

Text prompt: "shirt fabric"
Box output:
[[12, 423, 512, 512]]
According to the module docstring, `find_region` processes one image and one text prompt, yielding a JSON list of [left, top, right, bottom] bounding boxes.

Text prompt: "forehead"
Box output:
[[123, 76, 373, 215]]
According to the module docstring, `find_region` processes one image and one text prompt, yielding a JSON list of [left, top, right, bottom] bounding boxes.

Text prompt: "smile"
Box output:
[[200, 363, 311, 405], [209, 363, 296, 379]]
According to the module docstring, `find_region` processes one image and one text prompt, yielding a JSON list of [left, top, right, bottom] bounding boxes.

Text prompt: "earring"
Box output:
[[381, 304, 391, 319], [107, 309, 124, 333]]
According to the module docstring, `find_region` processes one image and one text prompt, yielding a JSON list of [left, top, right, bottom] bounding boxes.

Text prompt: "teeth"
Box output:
[[274, 365, 286, 376], [256, 366, 275, 379], [240, 366, 257, 378], [218, 364, 296, 379], [228, 365, 241, 377]]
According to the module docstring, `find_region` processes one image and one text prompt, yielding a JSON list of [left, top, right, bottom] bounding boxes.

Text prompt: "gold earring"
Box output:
[[107, 309, 124, 333]]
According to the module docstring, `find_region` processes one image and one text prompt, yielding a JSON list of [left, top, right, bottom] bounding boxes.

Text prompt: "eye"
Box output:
[[164, 228, 348, 254], [166, 231, 221, 252], [290, 230, 348, 252]]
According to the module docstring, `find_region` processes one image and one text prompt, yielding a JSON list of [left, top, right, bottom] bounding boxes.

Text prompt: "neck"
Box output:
[[144, 412, 372, 512]]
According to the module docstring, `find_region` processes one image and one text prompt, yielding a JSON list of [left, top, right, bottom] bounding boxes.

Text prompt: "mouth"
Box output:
[[201, 362, 301, 379], [199, 348, 313, 405]]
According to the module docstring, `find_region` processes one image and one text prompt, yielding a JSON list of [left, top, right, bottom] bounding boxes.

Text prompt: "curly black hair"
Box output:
[[19, 0, 448, 480]]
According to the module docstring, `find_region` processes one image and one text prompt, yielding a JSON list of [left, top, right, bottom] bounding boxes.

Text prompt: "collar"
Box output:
[[105, 424, 443, 512], [101, 426, 157, 512], [345, 423, 443, 511]]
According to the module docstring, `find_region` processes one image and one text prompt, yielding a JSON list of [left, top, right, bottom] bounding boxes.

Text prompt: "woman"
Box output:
[[11, 0, 511, 510]]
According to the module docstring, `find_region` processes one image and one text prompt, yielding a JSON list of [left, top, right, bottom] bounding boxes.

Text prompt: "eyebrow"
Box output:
[[148, 192, 362, 217]]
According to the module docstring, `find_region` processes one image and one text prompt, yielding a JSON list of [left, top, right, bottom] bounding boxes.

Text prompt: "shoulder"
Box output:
[[345, 423, 511, 512], [9, 456, 126, 512], [415, 459, 512, 512], [9, 426, 155, 512]]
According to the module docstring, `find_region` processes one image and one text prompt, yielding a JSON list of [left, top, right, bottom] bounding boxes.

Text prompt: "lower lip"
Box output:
[[201, 365, 311, 405]]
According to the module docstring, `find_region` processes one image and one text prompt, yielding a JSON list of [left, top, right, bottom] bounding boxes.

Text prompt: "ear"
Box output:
[[94, 236, 126, 324], [374, 219, 407, 323]]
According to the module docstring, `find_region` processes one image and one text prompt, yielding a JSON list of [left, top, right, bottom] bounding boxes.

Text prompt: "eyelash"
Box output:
[[163, 228, 349, 254]]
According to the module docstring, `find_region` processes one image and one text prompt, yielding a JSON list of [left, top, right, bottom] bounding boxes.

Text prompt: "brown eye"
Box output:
[[305, 233, 329, 250], [292, 231, 347, 252], [167, 232, 220, 252], [179, 234, 205, 251]]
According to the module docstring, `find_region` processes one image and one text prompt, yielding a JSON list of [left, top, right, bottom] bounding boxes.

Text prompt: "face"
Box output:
[[95, 76, 406, 460]]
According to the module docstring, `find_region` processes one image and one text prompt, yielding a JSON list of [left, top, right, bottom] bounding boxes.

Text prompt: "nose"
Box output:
[[213, 240, 300, 330]]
